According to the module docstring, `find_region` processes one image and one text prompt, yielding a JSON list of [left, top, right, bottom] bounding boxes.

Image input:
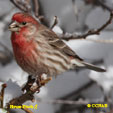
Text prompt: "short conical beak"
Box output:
[[9, 21, 19, 32]]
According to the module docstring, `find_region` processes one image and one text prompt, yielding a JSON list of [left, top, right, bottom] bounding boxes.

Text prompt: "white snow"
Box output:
[[0, 109, 7, 113], [89, 66, 113, 95]]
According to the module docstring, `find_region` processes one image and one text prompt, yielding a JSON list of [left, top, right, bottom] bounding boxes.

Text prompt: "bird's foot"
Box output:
[[22, 74, 52, 93], [22, 75, 35, 92], [30, 76, 52, 93]]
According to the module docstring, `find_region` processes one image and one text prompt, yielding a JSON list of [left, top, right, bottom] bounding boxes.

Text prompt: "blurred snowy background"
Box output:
[[0, 0, 113, 113]]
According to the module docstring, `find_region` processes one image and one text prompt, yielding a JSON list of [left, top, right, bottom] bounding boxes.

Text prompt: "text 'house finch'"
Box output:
[[9, 12, 106, 78]]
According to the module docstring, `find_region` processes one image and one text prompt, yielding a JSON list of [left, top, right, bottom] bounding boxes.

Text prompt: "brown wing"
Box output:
[[38, 25, 83, 60]]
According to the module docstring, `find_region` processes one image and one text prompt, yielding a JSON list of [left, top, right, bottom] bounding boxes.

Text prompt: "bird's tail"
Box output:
[[72, 59, 106, 72], [82, 62, 106, 72]]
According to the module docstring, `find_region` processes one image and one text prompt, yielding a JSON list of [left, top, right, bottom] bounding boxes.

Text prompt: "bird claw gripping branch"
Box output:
[[22, 74, 52, 93]]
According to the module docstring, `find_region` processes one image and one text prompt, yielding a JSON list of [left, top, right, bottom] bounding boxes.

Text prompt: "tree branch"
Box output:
[[51, 16, 58, 29], [32, 0, 39, 17], [24, 0, 32, 13], [37, 98, 104, 105], [6, 75, 52, 113], [62, 11, 113, 41], [81, 38, 113, 44], [10, 0, 28, 12], [0, 84, 7, 108], [85, 0, 113, 12]]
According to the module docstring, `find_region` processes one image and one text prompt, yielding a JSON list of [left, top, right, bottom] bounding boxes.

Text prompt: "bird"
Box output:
[[9, 12, 106, 82]]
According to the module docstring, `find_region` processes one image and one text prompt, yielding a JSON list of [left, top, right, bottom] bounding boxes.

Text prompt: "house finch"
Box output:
[[9, 12, 106, 78]]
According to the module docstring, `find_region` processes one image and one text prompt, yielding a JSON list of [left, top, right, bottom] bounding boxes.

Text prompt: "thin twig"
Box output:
[[81, 38, 113, 44], [51, 16, 58, 29], [32, 0, 44, 21], [98, 0, 113, 12], [37, 98, 104, 105], [24, 0, 32, 13], [10, 0, 28, 12], [0, 84, 7, 108], [84, 0, 113, 12], [62, 11, 113, 41], [32, 0, 40, 17]]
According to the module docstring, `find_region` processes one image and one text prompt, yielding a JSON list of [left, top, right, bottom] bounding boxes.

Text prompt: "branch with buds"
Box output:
[[6, 75, 52, 113], [6, 76, 39, 113], [10, 0, 31, 12], [5, 81, 105, 113], [10, 0, 44, 21], [84, 0, 113, 12], [61, 11, 113, 41], [51, 16, 58, 29], [0, 84, 7, 108]]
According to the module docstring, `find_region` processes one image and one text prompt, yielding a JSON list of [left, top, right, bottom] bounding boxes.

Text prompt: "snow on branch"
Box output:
[[61, 11, 113, 41]]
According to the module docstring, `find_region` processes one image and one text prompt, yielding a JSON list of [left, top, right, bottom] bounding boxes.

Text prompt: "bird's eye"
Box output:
[[22, 22, 27, 25]]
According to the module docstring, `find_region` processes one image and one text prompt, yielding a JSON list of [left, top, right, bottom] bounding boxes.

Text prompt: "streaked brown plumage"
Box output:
[[9, 12, 106, 78]]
